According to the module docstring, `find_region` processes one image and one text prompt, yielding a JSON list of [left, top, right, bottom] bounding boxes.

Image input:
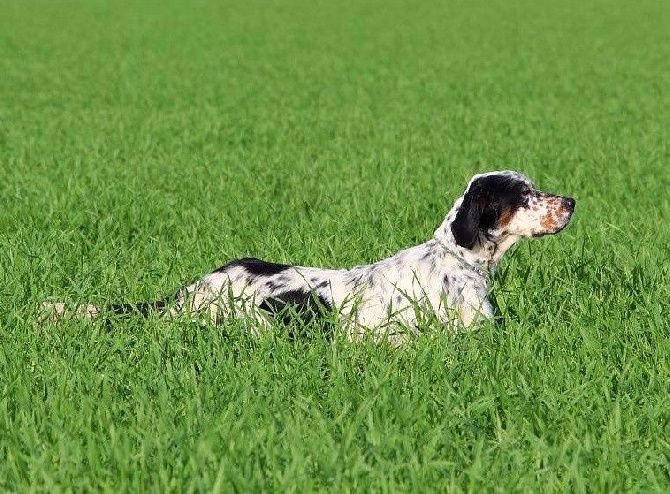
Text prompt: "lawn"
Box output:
[[1, 0, 669, 490]]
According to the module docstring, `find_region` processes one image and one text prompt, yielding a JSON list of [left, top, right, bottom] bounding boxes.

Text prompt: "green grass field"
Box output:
[[2, 0, 669, 490]]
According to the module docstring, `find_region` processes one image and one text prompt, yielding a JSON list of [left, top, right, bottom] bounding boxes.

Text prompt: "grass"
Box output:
[[1, 0, 669, 490]]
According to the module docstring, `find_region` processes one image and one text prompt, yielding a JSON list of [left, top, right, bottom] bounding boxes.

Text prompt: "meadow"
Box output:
[[1, 0, 669, 490]]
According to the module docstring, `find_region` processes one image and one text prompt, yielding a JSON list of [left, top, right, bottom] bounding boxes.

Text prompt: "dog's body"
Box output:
[[43, 171, 575, 342]]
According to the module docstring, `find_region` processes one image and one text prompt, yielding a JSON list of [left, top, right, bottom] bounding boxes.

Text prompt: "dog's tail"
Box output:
[[39, 297, 174, 325]]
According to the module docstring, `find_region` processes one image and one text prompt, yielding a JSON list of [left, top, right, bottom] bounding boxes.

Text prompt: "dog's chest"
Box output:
[[350, 252, 489, 326]]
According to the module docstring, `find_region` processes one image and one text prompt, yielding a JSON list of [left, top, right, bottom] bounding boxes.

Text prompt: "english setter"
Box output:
[[43, 170, 575, 343]]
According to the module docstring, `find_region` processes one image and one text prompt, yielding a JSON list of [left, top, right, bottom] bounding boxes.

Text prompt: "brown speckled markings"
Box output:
[[40, 170, 575, 344], [541, 213, 558, 229], [498, 206, 515, 227]]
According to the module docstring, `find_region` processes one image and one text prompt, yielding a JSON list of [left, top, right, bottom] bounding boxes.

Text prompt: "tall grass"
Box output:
[[1, 0, 669, 490]]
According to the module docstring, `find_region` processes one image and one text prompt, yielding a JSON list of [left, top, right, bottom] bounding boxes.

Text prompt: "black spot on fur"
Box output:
[[362, 271, 375, 286], [349, 268, 374, 285], [259, 289, 331, 324], [215, 257, 291, 276], [258, 289, 333, 340], [452, 174, 528, 249], [264, 280, 284, 291]]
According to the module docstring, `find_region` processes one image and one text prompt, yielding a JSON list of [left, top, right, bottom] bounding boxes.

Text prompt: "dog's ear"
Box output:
[[451, 188, 484, 249]]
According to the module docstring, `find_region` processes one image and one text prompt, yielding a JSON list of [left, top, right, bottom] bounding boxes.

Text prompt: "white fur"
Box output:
[[41, 170, 575, 344]]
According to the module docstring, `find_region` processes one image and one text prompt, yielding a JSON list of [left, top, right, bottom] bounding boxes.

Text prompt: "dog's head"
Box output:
[[451, 171, 575, 249]]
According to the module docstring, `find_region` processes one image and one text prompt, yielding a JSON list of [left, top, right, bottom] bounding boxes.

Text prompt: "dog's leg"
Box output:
[[38, 301, 101, 324], [459, 299, 494, 329]]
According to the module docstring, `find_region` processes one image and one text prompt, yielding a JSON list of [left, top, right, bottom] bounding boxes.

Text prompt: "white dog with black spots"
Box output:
[[43, 170, 575, 344]]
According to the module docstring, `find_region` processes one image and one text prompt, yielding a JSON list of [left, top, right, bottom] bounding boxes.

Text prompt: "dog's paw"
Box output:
[[37, 301, 68, 325], [75, 304, 100, 319]]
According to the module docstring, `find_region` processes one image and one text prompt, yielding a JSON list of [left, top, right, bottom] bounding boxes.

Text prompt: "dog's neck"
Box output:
[[432, 201, 521, 275]]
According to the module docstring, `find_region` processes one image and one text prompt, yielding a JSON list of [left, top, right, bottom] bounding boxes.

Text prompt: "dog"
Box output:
[[42, 170, 575, 343]]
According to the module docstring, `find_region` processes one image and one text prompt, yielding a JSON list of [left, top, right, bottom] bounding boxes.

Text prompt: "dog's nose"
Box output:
[[563, 197, 576, 210]]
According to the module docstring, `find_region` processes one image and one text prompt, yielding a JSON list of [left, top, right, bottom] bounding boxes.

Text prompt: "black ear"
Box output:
[[451, 189, 483, 249]]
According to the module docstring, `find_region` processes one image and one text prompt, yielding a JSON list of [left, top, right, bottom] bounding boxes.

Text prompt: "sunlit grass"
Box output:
[[1, 0, 669, 490]]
